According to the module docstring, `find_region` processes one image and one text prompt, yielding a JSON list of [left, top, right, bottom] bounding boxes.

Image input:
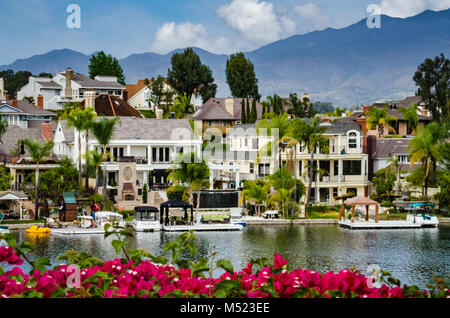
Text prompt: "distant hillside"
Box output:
[[1, 9, 449, 107]]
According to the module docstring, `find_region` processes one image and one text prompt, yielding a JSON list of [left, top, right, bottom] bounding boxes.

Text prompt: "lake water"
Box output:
[[6, 224, 450, 289]]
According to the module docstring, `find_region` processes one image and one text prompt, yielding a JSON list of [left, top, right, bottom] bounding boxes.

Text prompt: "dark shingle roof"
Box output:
[[0, 101, 56, 116], [373, 138, 411, 158], [193, 98, 264, 121], [61, 72, 124, 89], [35, 81, 62, 89], [0, 126, 45, 158]]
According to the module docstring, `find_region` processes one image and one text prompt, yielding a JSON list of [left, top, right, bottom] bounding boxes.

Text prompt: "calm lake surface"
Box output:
[[7, 224, 450, 289]]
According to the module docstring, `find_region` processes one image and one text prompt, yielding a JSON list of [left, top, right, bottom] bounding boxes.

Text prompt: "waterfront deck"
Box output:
[[162, 223, 244, 232], [338, 220, 422, 230]]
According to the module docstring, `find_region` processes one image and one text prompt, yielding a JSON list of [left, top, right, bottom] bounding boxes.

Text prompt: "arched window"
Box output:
[[347, 131, 359, 149]]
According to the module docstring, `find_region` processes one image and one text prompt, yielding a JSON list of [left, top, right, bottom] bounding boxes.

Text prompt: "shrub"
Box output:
[[167, 184, 187, 200]]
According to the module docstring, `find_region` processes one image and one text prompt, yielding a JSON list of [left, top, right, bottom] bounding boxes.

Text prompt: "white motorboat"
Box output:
[[0, 212, 9, 235], [406, 214, 439, 227], [94, 211, 125, 228], [52, 212, 125, 235], [132, 206, 161, 232]]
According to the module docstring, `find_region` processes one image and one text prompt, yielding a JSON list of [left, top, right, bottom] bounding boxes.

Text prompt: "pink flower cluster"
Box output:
[[0, 249, 448, 298], [0, 246, 23, 266]]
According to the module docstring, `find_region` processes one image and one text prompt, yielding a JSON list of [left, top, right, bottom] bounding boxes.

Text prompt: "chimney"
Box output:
[[37, 95, 44, 108], [84, 90, 96, 108], [41, 122, 53, 142], [367, 135, 377, 179], [356, 116, 367, 153], [225, 98, 234, 116], [155, 107, 163, 119], [11, 100, 18, 108], [123, 89, 128, 101], [65, 67, 74, 99], [363, 105, 371, 114]]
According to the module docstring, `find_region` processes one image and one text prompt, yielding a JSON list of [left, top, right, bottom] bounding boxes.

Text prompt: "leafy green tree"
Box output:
[[0, 70, 32, 98], [225, 52, 259, 99], [38, 158, 79, 212], [366, 106, 397, 138], [0, 167, 12, 190], [413, 53, 450, 122], [169, 94, 194, 118], [372, 168, 396, 197], [312, 101, 334, 114], [147, 75, 175, 112], [0, 119, 8, 143], [23, 96, 35, 105], [21, 139, 54, 220], [167, 152, 210, 213], [88, 51, 126, 85], [91, 117, 120, 207], [167, 48, 217, 103], [239, 180, 268, 210], [288, 93, 316, 118], [38, 72, 53, 78]]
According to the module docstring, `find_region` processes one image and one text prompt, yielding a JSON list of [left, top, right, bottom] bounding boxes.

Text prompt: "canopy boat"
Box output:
[[132, 206, 161, 232], [26, 225, 50, 234], [94, 211, 125, 228], [405, 203, 439, 227]]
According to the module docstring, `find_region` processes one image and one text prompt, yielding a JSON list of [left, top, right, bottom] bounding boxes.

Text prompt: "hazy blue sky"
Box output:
[[1, 0, 449, 64]]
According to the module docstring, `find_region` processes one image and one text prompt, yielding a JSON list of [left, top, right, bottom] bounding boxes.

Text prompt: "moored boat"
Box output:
[[132, 206, 161, 232]]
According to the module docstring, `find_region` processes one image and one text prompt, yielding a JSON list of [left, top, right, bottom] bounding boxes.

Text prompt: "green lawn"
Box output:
[[306, 211, 339, 219], [1, 219, 45, 225]]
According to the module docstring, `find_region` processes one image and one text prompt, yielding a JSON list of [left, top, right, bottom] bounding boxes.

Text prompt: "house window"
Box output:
[[152, 148, 157, 162], [108, 91, 114, 95], [249, 163, 254, 174], [343, 160, 361, 175], [348, 132, 357, 149], [258, 164, 270, 176], [333, 188, 338, 198], [397, 155, 408, 163], [115, 91, 122, 96], [165, 148, 170, 162], [252, 138, 258, 150]]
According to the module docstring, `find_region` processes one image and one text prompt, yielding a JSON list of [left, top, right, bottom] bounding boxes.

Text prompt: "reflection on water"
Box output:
[[6, 224, 450, 289]]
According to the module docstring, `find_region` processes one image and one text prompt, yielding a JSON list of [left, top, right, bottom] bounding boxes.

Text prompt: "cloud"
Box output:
[[379, 0, 450, 18], [151, 22, 231, 54], [293, 3, 330, 32], [217, 0, 296, 45]]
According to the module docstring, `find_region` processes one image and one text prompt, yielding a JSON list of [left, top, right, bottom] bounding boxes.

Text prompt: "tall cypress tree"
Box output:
[[250, 98, 257, 123], [241, 98, 246, 123], [246, 98, 251, 123]]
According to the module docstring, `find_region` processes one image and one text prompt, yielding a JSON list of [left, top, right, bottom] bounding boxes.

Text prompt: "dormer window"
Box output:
[[347, 131, 359, 149]]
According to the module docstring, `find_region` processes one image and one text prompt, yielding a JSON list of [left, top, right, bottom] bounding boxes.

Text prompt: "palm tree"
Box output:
[[266, 167, 295, 218], [295, 117, 328, 207], [256, 113, 290, 169], [366, 106, 397, 138], [91, 117, 120, 208], [239, 181, 268, 216], [407, 127, 439, 199], [167, 152, 210, 215], [80, 107, 97, 195], [85, 149, 106, 194], [399, 103, 419, 135], [21, 139, 54, 220], [424, 122, 447, 185]]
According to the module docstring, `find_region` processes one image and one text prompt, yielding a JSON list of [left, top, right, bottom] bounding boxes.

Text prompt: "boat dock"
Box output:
[[51, 228, 105, 235], [338, 220, 422, 230], [161, 223, 243, 232]]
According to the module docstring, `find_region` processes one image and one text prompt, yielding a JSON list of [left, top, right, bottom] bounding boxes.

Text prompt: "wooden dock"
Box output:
[[161, 223, 244, 232], [338, 220, 422, 230], [51, 228, 105, 235]]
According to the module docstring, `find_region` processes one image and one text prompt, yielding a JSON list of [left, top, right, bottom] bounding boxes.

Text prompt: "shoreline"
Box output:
[[4, 218, 450, 230]]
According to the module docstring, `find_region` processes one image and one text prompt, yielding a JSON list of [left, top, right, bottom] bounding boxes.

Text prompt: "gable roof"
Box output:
[[125, 80, 148, 100], [0, 100, 55, 116], [0, 126, 46, 159], [81, 95, 143, 118], [372, 138, 410, 158], [193, 98, 264, 121], [60, 71, 124, 89]]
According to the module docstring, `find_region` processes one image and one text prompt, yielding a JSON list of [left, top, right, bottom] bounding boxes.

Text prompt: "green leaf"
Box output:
[[111, 239, 123, 255], [216, 259, 234, 274], [214, 289, 227, 298], [191, 258, 209, 277]]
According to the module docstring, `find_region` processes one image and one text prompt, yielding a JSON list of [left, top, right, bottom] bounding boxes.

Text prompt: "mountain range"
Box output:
[[1, 9, 450, 107]]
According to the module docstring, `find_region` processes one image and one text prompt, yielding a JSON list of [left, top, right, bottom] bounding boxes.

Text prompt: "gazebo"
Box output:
[[0, 191, 28, 220], [340, 196, 380, 223], [160, 198, 194, 226]]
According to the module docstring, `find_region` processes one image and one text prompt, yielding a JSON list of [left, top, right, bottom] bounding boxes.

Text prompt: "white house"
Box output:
[[125, 79, 175, 110], [17, 68, 124, 110]]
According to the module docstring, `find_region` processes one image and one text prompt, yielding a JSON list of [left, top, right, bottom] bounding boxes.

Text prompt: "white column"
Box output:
[[339, 159, 343, 182], [127, 145, 131, 156], [143, 171, 148, 185], [338, 135, 342, 153], [147, 145, 152, 163], [209, 171, 214, 190], [19, 200, 23, 220], [235, 168, 240, 189]]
